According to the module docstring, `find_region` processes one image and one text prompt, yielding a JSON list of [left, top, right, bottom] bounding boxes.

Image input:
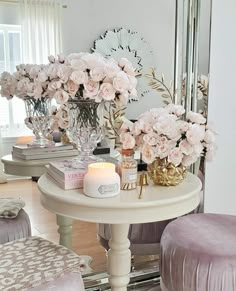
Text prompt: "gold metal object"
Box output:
[[141, 173, 149, 186], [138, 172, 148, 199], [138, 184, 143, 200], [148, 158, 187, 186]]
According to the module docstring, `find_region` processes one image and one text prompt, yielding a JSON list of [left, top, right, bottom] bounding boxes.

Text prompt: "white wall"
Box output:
[[204, 0, 236, 214], [62, 0, 176, 119]]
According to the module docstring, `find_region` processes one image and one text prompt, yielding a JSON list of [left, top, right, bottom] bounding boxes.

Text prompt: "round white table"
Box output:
[[38, 172, 201, 291]]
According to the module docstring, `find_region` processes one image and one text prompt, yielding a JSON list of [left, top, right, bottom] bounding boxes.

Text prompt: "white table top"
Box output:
[[38, 173, 201, 224]]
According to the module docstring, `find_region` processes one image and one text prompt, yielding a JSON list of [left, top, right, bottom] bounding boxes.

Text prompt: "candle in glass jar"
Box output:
[[83, 162, 120, 198]]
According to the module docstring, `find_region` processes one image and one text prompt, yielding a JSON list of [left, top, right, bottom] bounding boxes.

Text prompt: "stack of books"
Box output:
[[12, 143, 79, 160], [47, 160, 87, 190]]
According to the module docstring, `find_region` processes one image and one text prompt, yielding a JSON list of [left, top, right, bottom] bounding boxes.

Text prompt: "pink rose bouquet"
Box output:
[[120, 104, 216, 167], [0, 53, 137, 107], [47, 52, 137, 106], [0, 64, 57, 101]]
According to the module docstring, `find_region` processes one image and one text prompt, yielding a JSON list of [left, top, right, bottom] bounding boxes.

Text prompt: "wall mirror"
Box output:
[[0, 0, 212, 289]]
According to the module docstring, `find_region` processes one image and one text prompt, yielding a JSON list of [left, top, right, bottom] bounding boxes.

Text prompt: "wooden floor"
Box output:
[[0, 178, 107, 273]]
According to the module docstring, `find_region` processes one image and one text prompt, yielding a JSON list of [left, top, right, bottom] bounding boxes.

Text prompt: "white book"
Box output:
[[13, 143, 74, 154], [12, 149, 79, 160]]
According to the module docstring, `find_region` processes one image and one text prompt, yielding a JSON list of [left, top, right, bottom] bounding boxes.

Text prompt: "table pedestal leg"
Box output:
[[108, 224, 131, 291], [56, 215, 73, 249]]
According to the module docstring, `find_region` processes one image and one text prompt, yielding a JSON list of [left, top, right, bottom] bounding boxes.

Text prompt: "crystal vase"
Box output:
[[24, 97, 54, 147], [66, 99, 104, 167], [147, 158, 187, 186]]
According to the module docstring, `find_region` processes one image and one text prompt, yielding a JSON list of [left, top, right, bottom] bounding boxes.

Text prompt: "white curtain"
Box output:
[[20, 0, 63, 64], [0, 130, 7, 184]]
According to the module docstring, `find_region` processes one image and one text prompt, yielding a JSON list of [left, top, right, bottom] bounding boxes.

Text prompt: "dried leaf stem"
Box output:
[[145, 68, 174, 105], [104, 102, 126, 143]]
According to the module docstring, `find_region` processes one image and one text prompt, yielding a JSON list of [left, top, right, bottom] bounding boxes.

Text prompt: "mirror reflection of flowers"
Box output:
[[50, 104, 71, 144], [120, 104, 216, 167], [182, 74, 209, 117], [182, 74, 208, 101], [51, 104, 69, 131]]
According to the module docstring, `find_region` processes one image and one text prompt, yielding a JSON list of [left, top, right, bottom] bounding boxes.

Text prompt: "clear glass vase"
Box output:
[[66, 99, 104, 168], [24, 97, 54, 147]]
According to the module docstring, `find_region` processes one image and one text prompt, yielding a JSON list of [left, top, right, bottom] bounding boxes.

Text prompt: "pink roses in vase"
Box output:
[[46, 52, 138, 106], [120, 104, 216, 185]]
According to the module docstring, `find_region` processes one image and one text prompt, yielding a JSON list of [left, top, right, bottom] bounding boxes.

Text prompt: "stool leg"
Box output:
[[56, 215, 73, 249], [108, 224, 131, 291]]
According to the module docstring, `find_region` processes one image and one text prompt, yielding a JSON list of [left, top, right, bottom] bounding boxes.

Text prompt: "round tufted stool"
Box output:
[[0, 209, 31, 244], [160, 213, 236, 291], [97, 220, 171, 255]]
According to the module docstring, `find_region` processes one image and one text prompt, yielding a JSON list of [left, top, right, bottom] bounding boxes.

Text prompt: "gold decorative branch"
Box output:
[[104, 102, 126, 144], [145, 68, 175, 105]]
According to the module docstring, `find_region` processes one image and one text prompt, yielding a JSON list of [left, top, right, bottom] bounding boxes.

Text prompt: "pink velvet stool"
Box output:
[[97, 220, 171, 255], [160, 213, 236, 291], [0, 209, 31, 244]]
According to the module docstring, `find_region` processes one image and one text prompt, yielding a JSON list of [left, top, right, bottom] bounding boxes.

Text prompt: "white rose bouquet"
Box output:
[[120, 104, 216, 167], [0, 64, 60, 145], [45, 52, 137, 106], [0, 64, 56, 101], [0, 52, 137, 106], [0, 53, 137, 147]]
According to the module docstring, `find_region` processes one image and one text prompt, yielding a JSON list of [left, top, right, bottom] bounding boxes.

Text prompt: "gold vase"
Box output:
[[147, 158, 187, 186]]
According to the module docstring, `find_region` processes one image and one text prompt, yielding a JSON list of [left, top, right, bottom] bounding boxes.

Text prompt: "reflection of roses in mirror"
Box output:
[[120, 103, 216, 167], [51, 104, 69, 132]]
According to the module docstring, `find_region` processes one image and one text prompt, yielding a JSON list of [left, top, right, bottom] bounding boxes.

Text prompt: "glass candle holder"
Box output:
[[83, 162, 120, 198]]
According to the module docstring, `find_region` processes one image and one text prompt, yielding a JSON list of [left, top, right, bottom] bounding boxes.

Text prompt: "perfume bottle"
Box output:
[[120, 149, 138, 190]]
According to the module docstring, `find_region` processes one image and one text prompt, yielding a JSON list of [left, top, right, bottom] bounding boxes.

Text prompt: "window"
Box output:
[[0, 24, 30, 137]]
